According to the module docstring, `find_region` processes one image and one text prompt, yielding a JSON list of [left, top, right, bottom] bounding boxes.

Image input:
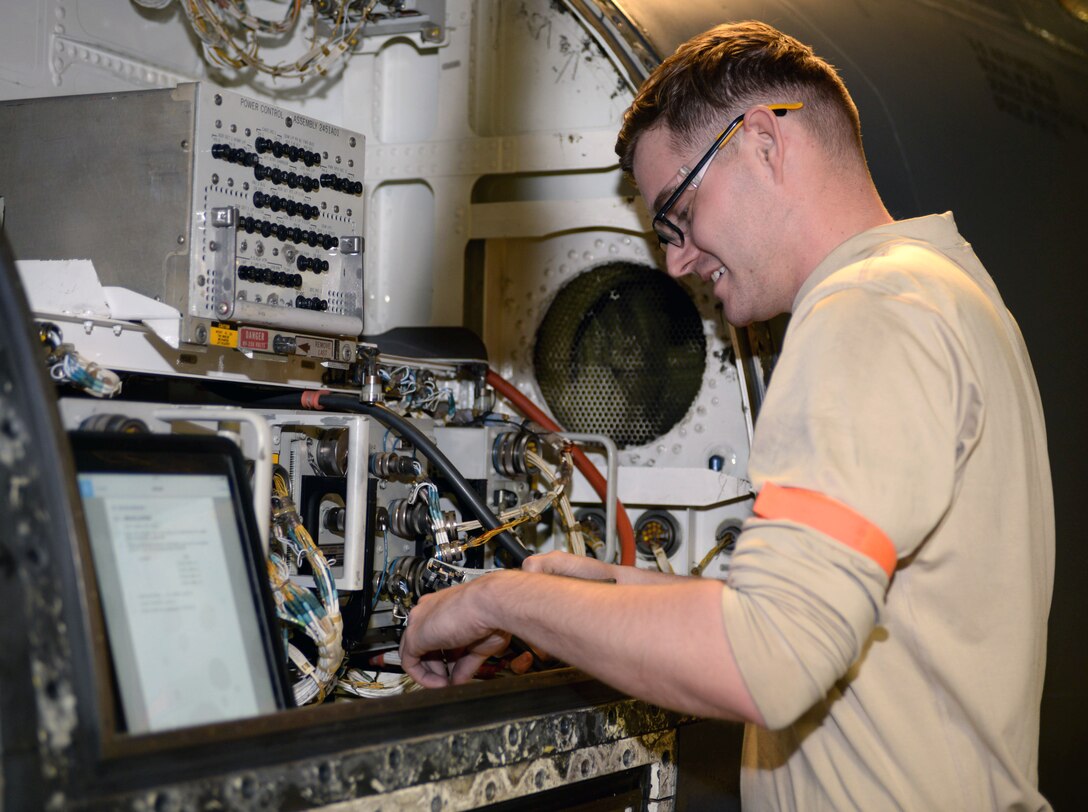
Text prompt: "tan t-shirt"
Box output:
[[721, 213, 1054, 810]]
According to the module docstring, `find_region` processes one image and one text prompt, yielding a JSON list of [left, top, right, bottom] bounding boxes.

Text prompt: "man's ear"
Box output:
[[741, 106, 787, 182]]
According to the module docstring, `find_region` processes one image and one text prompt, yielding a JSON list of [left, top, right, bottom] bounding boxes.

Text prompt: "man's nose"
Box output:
[[663, 240, 697, 279]]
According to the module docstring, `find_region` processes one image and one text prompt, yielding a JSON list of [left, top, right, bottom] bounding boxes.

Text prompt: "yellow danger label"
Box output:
[[210, 326, 238, 348]]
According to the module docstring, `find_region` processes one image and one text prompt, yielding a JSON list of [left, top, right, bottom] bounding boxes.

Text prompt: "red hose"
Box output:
[[486, 369, 636, 566]]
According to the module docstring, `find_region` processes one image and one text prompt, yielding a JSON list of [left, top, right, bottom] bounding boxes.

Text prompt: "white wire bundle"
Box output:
[[524, 447, 585, 557], [176, 0, 381, 79], [408, 480, 444, 536], [268, 474, 344, 704], [48, 346, 122, 398], [453, 492, 556, 536], [412, 375, 455, 415], [447, 445, 587, 557], [336, 668, 419, 699], [266, 553, 343, 705], [382, 366, 417, 400]]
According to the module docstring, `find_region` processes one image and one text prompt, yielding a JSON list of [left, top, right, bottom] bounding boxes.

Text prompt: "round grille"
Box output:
[[533, 262, 707, 449]]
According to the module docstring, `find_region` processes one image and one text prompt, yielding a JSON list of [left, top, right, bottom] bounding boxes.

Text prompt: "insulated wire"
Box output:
[[49, 346, 122, 398], [269, 472, 344, 703], [524, 448, 585, 557], [178, 0, 378, 79], [485, 369, 635, 565]]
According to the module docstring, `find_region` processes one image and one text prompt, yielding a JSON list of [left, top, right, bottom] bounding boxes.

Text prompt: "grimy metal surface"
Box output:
[[90, 701, 679, 811]]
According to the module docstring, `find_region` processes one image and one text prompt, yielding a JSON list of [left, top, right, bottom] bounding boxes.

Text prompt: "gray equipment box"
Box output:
[[0, 83, 364, 345]]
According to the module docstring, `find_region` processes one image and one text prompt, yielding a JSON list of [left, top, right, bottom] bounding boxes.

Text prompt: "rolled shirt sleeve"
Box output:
[[723, 276, 982, 729]]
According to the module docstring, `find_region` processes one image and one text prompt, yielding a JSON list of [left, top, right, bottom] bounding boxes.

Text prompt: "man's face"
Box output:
[[633, 123, 788, 327]]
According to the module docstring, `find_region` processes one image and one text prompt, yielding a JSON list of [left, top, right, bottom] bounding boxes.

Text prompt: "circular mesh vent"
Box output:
[[533, 262, 707, 449]]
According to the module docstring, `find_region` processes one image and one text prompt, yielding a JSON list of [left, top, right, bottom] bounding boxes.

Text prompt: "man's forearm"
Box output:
[[473, 570, 764, 724]]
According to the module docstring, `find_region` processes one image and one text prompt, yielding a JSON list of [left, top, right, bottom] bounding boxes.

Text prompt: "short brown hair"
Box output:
[[616, 21, 864, 175]]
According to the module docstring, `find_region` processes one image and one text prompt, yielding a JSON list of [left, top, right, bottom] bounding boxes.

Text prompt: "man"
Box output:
[[400, 21, 1054, 810]]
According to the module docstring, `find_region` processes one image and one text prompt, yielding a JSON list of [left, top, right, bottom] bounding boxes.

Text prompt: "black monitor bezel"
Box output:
[[68, 430, 293, 755]]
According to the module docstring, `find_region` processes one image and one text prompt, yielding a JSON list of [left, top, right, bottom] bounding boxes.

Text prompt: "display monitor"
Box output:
[[70, 431, 291, 735]]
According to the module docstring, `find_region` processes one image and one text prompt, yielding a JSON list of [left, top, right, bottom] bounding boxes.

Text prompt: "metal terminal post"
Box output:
[[358, 344, 383, 404]]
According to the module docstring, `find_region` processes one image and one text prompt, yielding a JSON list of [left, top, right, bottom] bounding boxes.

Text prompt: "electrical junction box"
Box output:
[[0, 82, 365, 350]]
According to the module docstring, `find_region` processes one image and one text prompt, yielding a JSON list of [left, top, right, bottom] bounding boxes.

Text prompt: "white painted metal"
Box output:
[[0, 0, 757, 577]]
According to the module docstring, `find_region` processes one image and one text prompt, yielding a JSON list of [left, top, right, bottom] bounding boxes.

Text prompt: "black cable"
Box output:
[[258, 392, 530, 566]]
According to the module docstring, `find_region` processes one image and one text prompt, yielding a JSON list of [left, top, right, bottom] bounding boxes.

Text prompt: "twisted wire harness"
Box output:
[[268, 472, 343, 705]]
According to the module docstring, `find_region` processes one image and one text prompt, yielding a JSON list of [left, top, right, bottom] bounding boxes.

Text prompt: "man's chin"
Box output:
[[719, 300, 752, 328]]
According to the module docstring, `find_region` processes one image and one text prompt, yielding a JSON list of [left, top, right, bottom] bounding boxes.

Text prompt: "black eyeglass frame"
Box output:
[[651, 103, 803, 248]]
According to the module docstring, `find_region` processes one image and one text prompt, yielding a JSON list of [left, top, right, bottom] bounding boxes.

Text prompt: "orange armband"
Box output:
[[753, 483, 898, 578]]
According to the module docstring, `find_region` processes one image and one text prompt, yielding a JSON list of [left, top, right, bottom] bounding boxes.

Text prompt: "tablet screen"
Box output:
[[73, 433, 288, 734]]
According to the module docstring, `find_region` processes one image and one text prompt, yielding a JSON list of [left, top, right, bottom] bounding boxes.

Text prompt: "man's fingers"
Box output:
[[403, 650, 452, 688], [449, 651, 489, 684], [526, 550, 617, 581], [523, 550, 582, 576]]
